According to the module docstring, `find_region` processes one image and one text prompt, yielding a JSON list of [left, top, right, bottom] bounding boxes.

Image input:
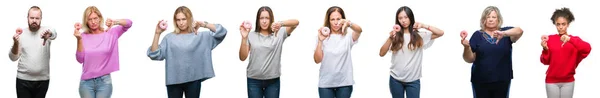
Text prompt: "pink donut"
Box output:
[[159, 20, 168, 29], [321, 27, 330, 36], [16, 28, 23, 34], [74, 23, 82, 30], [393, 25, 401, 32], [243, 21, 252, 29]]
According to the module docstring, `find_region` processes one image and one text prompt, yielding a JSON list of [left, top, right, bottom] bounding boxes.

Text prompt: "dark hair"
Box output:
[[28, 6, 42, 18], [551, 7, 574, 24], [391, 6, 423, 51], [255, 6, 274, 33], [323, 6, 346, 31]]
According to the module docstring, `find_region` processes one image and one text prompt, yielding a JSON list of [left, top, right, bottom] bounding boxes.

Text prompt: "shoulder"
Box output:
[[472, 30, 483, 37], [163, 32, 175, 38]]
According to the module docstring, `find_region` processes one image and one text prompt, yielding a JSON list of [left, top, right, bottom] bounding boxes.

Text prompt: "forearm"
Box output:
[[204, 23, 217, 32], [77, 39, 84, 52], [282, 19, 299, 27], [116, 19, 132, 27], [150, 34, 161, 52], [504, 27, 523, 36], [426, 24, 444, 39], [313, 41, 324, 64], [505, 27, 523, 42], [239, 38, 250, 61], [462, 46, 475, 63], [540, 50, 551, 65], [379, 38, 392, 57], [349, 23, 362, 34], [9, 42, 20, 61], [11, 42, 19, 55], [49, 29, 58, 40]]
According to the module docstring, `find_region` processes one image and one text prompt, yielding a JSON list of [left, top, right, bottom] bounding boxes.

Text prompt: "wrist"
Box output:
[[113, 20, 120, 25], [202, 21, 209, 28], [348, 21, 353, 27]]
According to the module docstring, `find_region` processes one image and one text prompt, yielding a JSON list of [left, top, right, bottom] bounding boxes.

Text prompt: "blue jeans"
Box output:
[[247, 77, 280, 98], [79, 74, 112, 98], [318, 86, 353, 98], [389, 76, 420, 98], [471, 80, 511, 98], [166, 78, 206, 98]]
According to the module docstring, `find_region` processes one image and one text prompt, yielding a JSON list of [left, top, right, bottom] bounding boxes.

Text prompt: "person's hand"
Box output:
[[493, 30, 505, 44], [318, 27, 329, 41], [541, 35, 549, 50], [560, 34, 570, 43], [156, 20, 167, 34], [41, 29, 51, 46], [105, 18, 114, 32], [240, 21, 252, 38], [339, 19, 351, 34], [193, 21, 205, 35], [74, 23, 82, 39], [460, 30, 470, 47], [14, 28, 23, 43], [271, 21, 283, 32], [413, 22, 429, 30], [560, 34, 570, 47]]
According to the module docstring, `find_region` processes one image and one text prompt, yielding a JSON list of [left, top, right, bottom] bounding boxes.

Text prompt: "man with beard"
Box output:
[[9, 6, 57, 98]]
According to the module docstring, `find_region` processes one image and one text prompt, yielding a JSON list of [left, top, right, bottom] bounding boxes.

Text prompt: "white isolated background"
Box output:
[[0, 0, 598, 98]]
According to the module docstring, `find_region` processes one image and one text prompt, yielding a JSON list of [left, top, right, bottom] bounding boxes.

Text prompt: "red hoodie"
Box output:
[[540, 34, 592, 83]]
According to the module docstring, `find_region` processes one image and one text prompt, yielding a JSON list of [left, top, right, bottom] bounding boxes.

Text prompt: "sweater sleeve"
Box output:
[[147, 35, 168, 61], [8, 48, 20, 61], [76, 51, 84, 64], [569, 36, 592, 64], [49, 28, 58, 40], [540, 49, 551, 65], [209, 24, 227, 50], [113, 19, 133, 38]]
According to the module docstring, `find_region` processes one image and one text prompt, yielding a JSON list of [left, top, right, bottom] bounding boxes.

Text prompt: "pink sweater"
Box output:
[[76, 19, 132, 80]]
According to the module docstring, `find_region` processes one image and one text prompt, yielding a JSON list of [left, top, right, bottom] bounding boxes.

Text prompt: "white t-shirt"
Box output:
[[318, 31, 357, 88], [390, 31, 434, 82]]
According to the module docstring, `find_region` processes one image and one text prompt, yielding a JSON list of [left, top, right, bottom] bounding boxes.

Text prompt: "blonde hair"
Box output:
[[82, 6, 104, 33], [173, 6, 194, 34], [480, 6, 503, 30]]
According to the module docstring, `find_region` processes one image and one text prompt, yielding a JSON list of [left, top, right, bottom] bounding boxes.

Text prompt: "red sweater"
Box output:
[[540, 34, 591, 83]]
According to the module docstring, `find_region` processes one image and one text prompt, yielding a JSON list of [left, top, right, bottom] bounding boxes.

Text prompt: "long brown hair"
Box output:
[[323, 6, 346, 35], [255, 6, 274, 33], [391, 6, 423, 51]]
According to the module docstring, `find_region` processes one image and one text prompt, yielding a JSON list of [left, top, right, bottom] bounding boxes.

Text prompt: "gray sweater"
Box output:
[[147, 24, 227, 85], [9, 26, 57, 81]]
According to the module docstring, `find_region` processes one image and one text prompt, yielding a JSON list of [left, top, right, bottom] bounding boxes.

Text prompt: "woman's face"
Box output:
[[259, 11, 271, 31], [397, 11, 410, 28], [175, 13, 188, 31], [328, 11, 343, 32], [484, 11, 499, 29], [87, 12, 101, 30], [554, 17, 569, 35]]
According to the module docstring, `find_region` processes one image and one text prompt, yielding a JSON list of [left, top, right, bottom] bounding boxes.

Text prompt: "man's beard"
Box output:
[[29, 23, 40, 32]]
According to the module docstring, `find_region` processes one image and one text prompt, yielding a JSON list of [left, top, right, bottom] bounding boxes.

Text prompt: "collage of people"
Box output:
[[1, 0, 596, 98]]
